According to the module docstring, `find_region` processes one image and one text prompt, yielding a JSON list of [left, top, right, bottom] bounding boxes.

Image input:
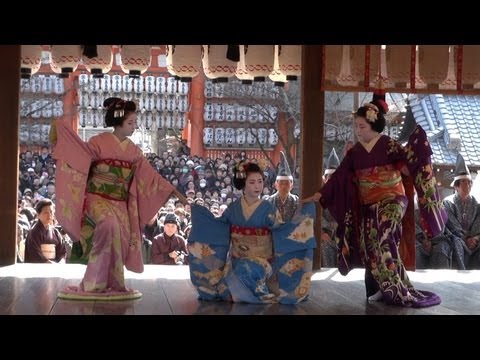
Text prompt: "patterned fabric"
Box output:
[[320, 208, 337, 268], [268, 192, 299, 223], [443, 193, 480, 269], [188, 201, 317, 304], [70, 160, 134, 265], [273, 203, 316, 304], [53, 120, 174, 299], [319, 126, 443, 308], [87, 159, 134, 201], [188, 204, 231, 301]]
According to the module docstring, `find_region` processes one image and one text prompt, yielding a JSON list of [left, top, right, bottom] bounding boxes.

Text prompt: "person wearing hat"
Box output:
[[268, 152, 299, 223], [303, 86, 446, 308], [151, 213, 188, 265], [443, 153, 480, 269], [51, 96, 188, 300]]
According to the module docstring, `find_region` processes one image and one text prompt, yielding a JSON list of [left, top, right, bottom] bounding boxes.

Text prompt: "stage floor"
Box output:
[[0, 264, 478, 315]]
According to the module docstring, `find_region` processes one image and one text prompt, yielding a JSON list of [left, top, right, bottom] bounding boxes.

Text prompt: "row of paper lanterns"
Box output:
[[204, 79, 280, 98], [78, 91, 188, 112], [19, 123, 50, 144], [78, 108, 186, 130], [203, 127, 278, 146], [20, 99, 64, 118], [20, 76, 65, 94], [78, 73, 189, 94], [20, 45, 301, 84], [204, 103, 278, 123]]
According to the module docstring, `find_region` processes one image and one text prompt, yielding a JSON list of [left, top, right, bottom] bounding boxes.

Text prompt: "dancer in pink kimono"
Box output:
[[52, 97, 185, 300]]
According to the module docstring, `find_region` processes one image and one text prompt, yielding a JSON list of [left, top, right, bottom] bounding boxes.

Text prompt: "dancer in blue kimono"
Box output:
[[188, 160, 316, 304]]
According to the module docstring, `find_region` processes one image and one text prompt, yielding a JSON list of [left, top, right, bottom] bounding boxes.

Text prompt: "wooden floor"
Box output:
[[0, 264, 479, 315]]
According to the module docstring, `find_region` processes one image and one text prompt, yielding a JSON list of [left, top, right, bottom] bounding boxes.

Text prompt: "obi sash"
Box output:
[[87, 159, 134, 201], [230, 225, 273, 261], [356, 164, 405, 204], [41, 244, 56, 260]]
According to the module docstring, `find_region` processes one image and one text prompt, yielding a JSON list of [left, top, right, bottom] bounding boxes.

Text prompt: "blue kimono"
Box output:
[[188, 199, 317, 304]]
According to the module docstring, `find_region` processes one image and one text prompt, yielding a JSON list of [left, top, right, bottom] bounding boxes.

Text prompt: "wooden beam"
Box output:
[[301, 46, 324, 269], [0, 45, 20, 265]]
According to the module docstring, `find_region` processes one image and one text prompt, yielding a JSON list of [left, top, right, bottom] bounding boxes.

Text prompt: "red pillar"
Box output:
[[272, 112, 291, 165], [188, 75, 205, 157], [62, 75, 78, 132]]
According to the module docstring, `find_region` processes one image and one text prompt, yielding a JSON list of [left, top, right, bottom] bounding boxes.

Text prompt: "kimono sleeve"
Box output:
[[403, 126, 447, 237], [130, 154, 175, 228], [188, 204, 230, 300]]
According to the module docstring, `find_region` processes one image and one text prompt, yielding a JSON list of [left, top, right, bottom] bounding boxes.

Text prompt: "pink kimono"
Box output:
[[53, 120, 174, 300]]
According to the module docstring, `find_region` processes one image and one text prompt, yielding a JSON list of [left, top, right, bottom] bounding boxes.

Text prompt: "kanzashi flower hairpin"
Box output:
[[363, 103, 379, 123]]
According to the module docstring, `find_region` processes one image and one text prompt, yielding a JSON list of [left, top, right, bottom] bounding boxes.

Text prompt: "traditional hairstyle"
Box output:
[[103, 97, 137, 127], [233, 161, 263, 190], [354, 88, 388, 133]]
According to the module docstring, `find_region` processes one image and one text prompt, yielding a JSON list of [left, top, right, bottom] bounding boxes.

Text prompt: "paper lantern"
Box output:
[[257, 128, 268, 145], [50, 45, 82, 76], [145, 75, 155, 93], [243, 45, 274, 81], [246, 128, 257, 145], [461, 45, 480, 88], [20, 45, 42, 79], [120, 45, 151, 78], [225, 128, 235, 145], [214, 103, 225, 121], [278, 45, 301, 80], [82, 45, 113, 78], [385, 45, 411, 87], [236, 128, 246, 145], [203, 127, 214, 145], [202, 45, 236, 82], [166, 45, 201, 82], [418, 45, 449, 88], [176, 112, 186, 129], [215, 127, 225, 145], [324, 45, 343, 85], [268, 128, 278, 146], [156, 76, 167, 93], [41, 75, 53, 94], [235, 45, 254, 84]]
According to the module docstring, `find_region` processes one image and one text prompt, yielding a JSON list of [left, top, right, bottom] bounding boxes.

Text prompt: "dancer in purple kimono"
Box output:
[[304, 92, 446, 308], [51, 97, 185, 300]]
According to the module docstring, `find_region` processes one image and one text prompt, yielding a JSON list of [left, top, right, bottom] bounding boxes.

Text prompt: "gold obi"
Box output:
[[356, 164, 405, 204], [230, 225, 273, 260], [87, 159, 134, 201]]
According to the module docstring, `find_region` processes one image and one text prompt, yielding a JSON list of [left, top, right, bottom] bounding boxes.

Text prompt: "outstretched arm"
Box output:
[[302, 192, 322, 203]]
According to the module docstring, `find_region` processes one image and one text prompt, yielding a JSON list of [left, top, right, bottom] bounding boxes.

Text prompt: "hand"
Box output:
[[466, 237, 478, 250], [421, 239, 432, 254], [302, 192, 322, 203], [320, 232, 331, 242], [172, 188, 188, 206], [169, 250, 178, 260]]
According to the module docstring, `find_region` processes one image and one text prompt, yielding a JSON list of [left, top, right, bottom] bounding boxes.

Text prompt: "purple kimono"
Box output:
[[319, 125, 446, 308]]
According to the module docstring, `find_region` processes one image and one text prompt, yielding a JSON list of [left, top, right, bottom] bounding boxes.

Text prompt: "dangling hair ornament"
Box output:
[[364, 103, 379, 123], [109, 99, 125, 119], [234, 160, 247, 179]]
